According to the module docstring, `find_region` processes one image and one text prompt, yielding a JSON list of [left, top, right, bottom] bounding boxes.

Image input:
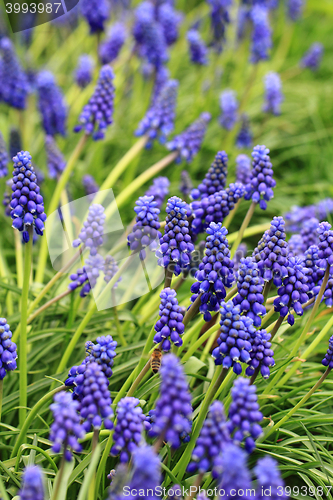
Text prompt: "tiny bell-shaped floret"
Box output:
[[111, 397, 146, 462], [244, 145, 275, 210], [191, 151, 228, 200], [0, 318, 18, 380], [245, 329, 275, 379]]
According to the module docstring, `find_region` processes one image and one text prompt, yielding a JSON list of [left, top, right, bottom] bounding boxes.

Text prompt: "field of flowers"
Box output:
[[0, 0, 333, 498]]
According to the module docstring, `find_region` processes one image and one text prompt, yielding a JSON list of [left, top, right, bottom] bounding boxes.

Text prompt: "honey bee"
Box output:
[[150, 347, 162, 374]]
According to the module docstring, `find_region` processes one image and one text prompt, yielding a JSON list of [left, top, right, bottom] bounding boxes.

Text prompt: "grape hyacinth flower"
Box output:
[[180, 170, 193, 198], [85, 335, 117, 378], [274, 256, 310, 325], [69, 254, 105, 297], [154, 287, 184, 351], [0, 318, 18, 380], [246, 329, 275, 379], [322, 335, 333, 369], [191, 151, 228, 200], [284, 204, 316, 232], [111, 397, 146, 462], [127, 195, 161, 260], [187, 30, 208, 66], [99, 23, 127, 64], [317, 221, 333, 269], [207, 0, 232, 50], [75, 54, 94, 88], [167, 112, 211, 163], [83, 174, 99, 199], [227, 377, 263, 452], [3, 179, 13, 217], [250, 5, 272, 63], [145, 176, 170, 209], [0, 37, 28, 109], [19, 465, 45, 500], [9, 128, 22, 160], [304, 245, 324, 291], [73, 204, 105, 256], [244, 145, 276, 210], [187, 401, 230, 477], [233, 257, 266, 327], [74, 65, 115, 141], [157, 3, 182, 45], [10, 151, 47, 243], [301, 43, 324, 71], [219, 91, 238, 131], [252, 216, 289, 285], [45, 135, 66, 179], [218, 443, 252, 496], [316, 198, 333, 220], [36, 71, 67, 137], [236, 115, 253, 149], [80, 0, 110, 33], [0, 132, 9, 177], [236, 154, 252, 186], [263, 72, 283, 115], [190, 223, 235, 322], [288, 234, 304, 256], [104, 255, 121, 288], [212, 302, 256, 374], [233, 243, 248, 272], [287, 0, 303, 21], [191, 183, 245, 236], [135, 80, 178, 147], [79, 362, 113, 432], [121, 446, 161, 498], [156, 196, 195, 276], [255, 457, 288, 500], [49, 391, 85, 460], [149, 354, 192, 448], [301, 217, 319, 249]]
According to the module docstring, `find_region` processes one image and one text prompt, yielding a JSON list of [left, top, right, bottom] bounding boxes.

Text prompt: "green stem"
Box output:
[[27, 289, 72, 325], [0, 380, 3, 422], [51, 455, 65, 500], [223, 199, 241, 229], [185, 473, 204, 500], [14, 230, 23, 289], [112, 290, 127, 346], [183, 293, 203, 328], [0, 473, 9, 500], [230, 202, 256, 258], [263, 280, 272, 304], [127, 360, 151, 397], [36, 133, 89, 284], [19, 229, 33, 428], [164, 267, 173, 289], [181, 322, 220, 363], [269, 315, 285, 342], [95, 429, 114, 497]]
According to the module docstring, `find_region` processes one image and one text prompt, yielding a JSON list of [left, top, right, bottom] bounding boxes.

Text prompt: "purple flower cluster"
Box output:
[[236, 115, 253, 149], [156, 196, 194, 276], [69, 254, 105, 297], [255, 457, 288, 500], [287, 0, 304, 21], [246, 329, 275, 379], [135, 80, 178, 147], [128, 195, 161, 260], [263, 72, 283, 115], [250, 5, 272, 63], [303, 245, 324, 291], [187, 30, 208, 66], [10, 151, 47, 243], [0, 38, 28, 109], [145, 177, 170, 209], [191, 151, 228, 200], [317, 221, 333, 269], [300, 217, 319, 250], [212, 302, 256, 374], [218, 444, 252, 495], [19, 466, 45, 500], [45, 135, 66, 179], [233, 257, 266, 327], [0, 318, 18, 380], [288, 234, 304, 257], [301, 43, 324, 71], [188, 400, 230, 477], [85, 335, 117, 378], [236, 154, 252, 186], [149, 354, 192, 448], [74, 65, 115, 141], [73, 204, 105, 256], [36, 71, 67, 137], [157, 3, 182, 45], [80, 0, 110, 33], [111, 397, 146, 462], [100, 23, 127, 64], [322, 335, 333, 369], [227, 377, 263, 453], [49, 391, 85, 460], [75, 54, 94, 88], [167, 112, 211, 163], [219, 91, 238, 131], [154, 288, 184, 351], [207, 0, 232, 50], [3, 179, 13, 217], [191, 223, 235, 322], [104, 255, 121, 288], [83, 174, 99, 199], [0, 132, 8, 178], [244, 145, 276, 210]]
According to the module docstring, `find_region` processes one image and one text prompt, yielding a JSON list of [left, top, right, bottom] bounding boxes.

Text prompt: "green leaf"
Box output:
[[183, 357, 205, 375], [77, 445, 101, 500], [51, 460, 74, 500]]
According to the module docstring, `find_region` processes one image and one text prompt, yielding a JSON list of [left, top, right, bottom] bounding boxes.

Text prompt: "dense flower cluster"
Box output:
[[191, 151, 228, 200], [80, 0, 110, 33], [233, 257, 266, 327], [85, 335, 117, 377], [252, 216, 289, 285], [236, 115, 253, 149], [254, 457, 288, 500], [246, 329, 275, 379], [10, 151, 47, 243], [303, 245, 324, 291], [145, 177, 170, 209], [3, 179, 13, 217], [83, 174, 99, 198], [187, 30, 208, 65], [0, 318, 18, 380], [301, 42, 323, 71], [227, 377, 263, 453], [287, 0, 303, 21], [149, 354, 192, 448], [212, 302, 256, 374], [288, 234, 304, 256], [111, 397, 146, 462], [317, 221, 333, 268], [157, 3, 182, 45], [191, 223, 235, 321], [74, 65, 115, 140], [156, 196, 194, 275], [236, 154, 251, 186], [73, 204, 105, 255], [135, 80, 178, 147], [0, 132, 8, 178], [104, 255, 121, 288], [128, 195, 161, 260], [75, 54, 94, 88], [154, 288, 184, 351], [263, 72, 283, 115], [218, 444, 252, 495], [100, 23, 126, 64], [69, 254, 105, 297], [250, 5, 272, 63], [207, 0, 232, 50], [219, 91, 238, 130], [36, 71, 67, 136], [188, 401, 230, 477], [300, 217, 319, 250], [244, 145, 276, 210], [45, 135, 66, 179], [19, 466, 45, 500], [49, 391, 85, 460], [167, 112, 211, 163], [0, 37, 28, 109], [322, 335, 333, 369]]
